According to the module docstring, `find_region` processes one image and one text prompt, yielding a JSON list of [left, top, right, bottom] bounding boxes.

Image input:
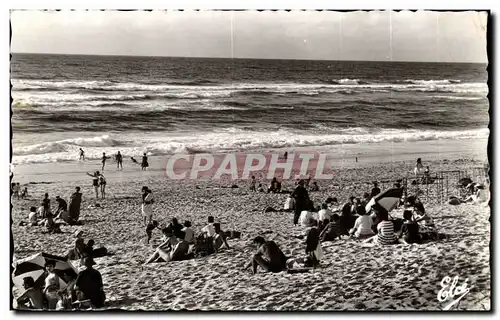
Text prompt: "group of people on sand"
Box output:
[[250, 176, 320, 195], [20, 187, 83, 231], [16, 255, 106, 310], [11, 182, 29, 199], [78, 148, 150, 171]]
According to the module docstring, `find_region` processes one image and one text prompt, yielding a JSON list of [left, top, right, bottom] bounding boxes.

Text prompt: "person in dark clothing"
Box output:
[[244, 236, 288, 274], [141, 153, 149, 170], [168, 218, 185, 239], [371, 182, 381, 198], [291, 179, 310, 225], [116, 151, 123, 170], [399, 210, 420, 244], [319, 214, 343, 242], [42, 193, 51, 218], [68, 187, 82, 224], [75, 257, 106, 308], [305, 227, 321, 268], [268, 177, 281, 193], [55, 196, 68, 217]]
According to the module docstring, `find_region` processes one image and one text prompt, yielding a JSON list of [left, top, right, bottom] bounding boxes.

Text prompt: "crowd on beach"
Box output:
[[11, 157, 490, 310]]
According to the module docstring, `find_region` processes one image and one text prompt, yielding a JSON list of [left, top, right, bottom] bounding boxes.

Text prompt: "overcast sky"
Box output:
[[10, 10, 488, 62]]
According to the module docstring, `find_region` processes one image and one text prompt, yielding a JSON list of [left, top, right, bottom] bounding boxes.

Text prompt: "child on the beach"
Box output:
[[399, 210, 420, 244], [99, 174, 106, 199], [250, 176, 256, 192], [145, 220, 159, 244], [21, 187, 28, 199]]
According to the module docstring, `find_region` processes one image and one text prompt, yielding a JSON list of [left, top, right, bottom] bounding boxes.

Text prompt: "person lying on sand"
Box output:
[[16, 276, 44, 310], [399, 210, 420, 244], [131, 157, 139, 164], [349, 206, 375, 239], [75, 257, 106, 308], [144, 227, 190, 264], [243, 236, 288, 274], [319, 214, 342, 242]]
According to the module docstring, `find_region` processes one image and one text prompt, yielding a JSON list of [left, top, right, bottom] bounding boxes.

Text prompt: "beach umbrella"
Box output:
[[365, 188, 404, 213], [12, 252, 79, 294]]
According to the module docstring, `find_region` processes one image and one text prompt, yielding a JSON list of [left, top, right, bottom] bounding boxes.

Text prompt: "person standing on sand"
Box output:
[[101, 153, 110, 172], [42, 193, 51, 218], [250, 176, 256, 192], [68, 187, 82, 224], [141, 153, 149, 171], [115, 151, 123, 170], [414, 158, 424, 176], [99, 174, 107, 199], [79, 148, 85, 161], [291, 179, 310, 225], [87, 171, 100, 199], [141, 186, 154, 225], [243, 236, 288, 274]]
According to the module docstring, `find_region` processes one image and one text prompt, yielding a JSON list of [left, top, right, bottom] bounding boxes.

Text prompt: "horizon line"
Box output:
[[10, 51, 488, 64]]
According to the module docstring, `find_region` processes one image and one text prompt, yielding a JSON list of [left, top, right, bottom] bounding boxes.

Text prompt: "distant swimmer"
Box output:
[[101, 152, 110, 171], [116, 151, 123, 170], [79, 148, 85, 161], [141, 153, 149, 171]]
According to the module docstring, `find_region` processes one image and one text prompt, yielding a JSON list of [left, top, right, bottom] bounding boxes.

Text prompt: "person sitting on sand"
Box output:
[[291, 179, 310, 225], [243, 236, 288, 274], [43, 260, 61, 309], [284, 195, 295, 212], [145, 220, 159, 244], [371, 182, 381, 198], [66, 238, 87, 262], [202, 216, 216, 237], [464, 184, 489, 204], [319, 214, 342, 242], [141, 186, 154, 226], [318, 203, 332, 226], [310, 181, 319, 192], [361, 192, 371, 207], [182, 221, 195, 244], [55, 196, 68, 218], [141, 153, 149, 170], [28, 206, 38, 226], [42, 212, 62, 234], [250, 176, 257, 192], [364, 207, 397, 245], [349, 206, 375, 239], [168, 218, 185, 239], [87, 171, 100, 200], [16, 276, 44, 310], [305, 227, 323, 268], [257, 183, 265, 192], [326, 197, 340, 213], [213, 223, 230, 251], [145, 227, 190, 264], [75, 257, 106, 308], [299, 210, 316, 228], [84, 239, 108, 260], [268, 177, 281, 193], [68, 187, 82, 224], [21, 186, 28, 199], [399, 210, 420, 244]]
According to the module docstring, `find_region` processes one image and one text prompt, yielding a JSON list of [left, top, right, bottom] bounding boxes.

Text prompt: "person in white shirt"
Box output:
[[349, 206, 375, 238], [141, 186, 154, 225], [299, 211, 315, 228], [414, 158, 424, 176], [326, 197, 341, 214], [202, 216, 216, 237], [182, 221, 195, 244], [28, 206, 38, 226], [318, 203, 332, 224]]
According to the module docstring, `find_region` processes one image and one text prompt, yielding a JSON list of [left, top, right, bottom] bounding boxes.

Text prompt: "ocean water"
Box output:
[[11, 54, 489, 165]]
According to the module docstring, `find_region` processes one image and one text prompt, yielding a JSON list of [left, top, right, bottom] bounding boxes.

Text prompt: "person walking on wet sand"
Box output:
[[141, 153, 149, 171], [244, 236, 288, 274], [101, 153, 110, 171], [291, 179, 310, 225], [115, 151, 123, 170], [79, 148, 85, 161]]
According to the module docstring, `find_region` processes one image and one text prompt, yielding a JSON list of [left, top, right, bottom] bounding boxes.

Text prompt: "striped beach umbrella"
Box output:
[[12, 252, 79, 294], [365, 188, 404, 213]]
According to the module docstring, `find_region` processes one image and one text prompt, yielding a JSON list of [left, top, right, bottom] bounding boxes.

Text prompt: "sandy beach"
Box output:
[[11, 144, 491, 311]]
